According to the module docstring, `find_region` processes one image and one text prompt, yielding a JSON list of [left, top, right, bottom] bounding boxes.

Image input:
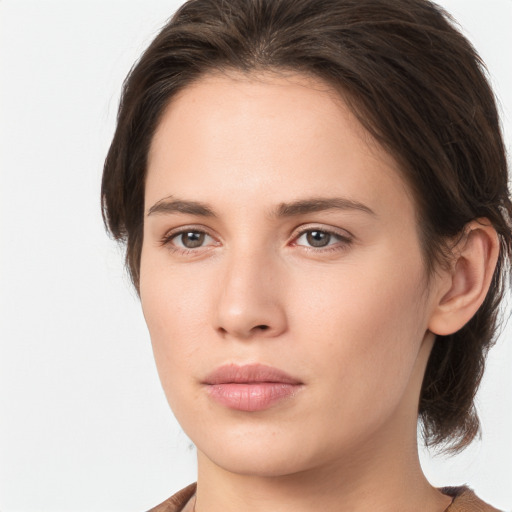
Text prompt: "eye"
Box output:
[[161, 228, 217, 252], [175, 231, 210, 249], [294, 228, 352, 250]]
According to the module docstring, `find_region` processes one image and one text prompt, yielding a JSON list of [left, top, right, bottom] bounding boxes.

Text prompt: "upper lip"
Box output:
[[203, 363, 302, 385]]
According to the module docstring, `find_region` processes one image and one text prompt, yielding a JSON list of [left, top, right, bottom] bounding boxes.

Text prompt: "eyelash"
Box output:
[[159, 225, 353, 256], [160, 226, 353, 256], [292, 227, 353, 253]]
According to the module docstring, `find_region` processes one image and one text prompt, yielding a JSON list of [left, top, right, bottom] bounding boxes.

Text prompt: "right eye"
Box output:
[[161, 229, 218, 253]]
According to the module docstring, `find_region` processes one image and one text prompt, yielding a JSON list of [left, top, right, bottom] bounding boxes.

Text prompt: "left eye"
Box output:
[[295, 229, 345, 248]]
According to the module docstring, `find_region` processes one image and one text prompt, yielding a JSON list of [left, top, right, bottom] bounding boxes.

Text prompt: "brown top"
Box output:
[[441, 487, 501, 512], [146, 483, 502, 512]]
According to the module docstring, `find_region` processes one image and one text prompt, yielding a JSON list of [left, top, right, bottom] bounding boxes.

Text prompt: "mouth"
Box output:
[[202, 363, 304, 412]]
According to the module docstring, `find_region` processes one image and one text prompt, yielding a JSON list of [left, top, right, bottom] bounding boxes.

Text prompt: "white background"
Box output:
[[0, 1, 511, 511]]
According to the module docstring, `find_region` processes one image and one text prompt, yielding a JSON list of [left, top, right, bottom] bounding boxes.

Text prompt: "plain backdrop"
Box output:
[[0, 1, 511, 511]]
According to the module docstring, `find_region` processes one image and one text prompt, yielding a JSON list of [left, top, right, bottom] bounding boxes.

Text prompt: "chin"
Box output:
[[194, 420, 335, 478], [204, 444, 313, 478]]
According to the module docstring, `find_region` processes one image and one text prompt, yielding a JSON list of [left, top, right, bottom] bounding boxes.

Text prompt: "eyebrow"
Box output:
[[147, 196, 376, 218], [274, 197, 376, 217], [147, 198, 216, 217]]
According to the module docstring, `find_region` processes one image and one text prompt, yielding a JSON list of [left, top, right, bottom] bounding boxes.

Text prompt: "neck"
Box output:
[[194, 429, 451, 512]]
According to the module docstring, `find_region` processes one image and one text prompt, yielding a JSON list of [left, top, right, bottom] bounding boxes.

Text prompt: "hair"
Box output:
[[101, 0, 512, 452]]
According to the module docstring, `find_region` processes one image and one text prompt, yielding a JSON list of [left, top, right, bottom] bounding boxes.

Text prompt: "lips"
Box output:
[[203, 364, 303, 412]]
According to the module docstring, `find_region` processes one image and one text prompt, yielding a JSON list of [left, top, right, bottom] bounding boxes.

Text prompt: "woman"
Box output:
[[101, 0, 511, 510]]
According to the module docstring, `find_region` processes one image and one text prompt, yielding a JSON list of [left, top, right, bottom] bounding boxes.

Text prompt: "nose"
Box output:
[[214, 247, 288, 340]]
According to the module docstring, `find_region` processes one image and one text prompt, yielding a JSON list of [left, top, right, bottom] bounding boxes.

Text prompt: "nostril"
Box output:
[[256, 325, 269, 330]]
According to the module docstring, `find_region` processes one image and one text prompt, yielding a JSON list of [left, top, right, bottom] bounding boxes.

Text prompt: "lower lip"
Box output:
[[206, 383, 301, 411]]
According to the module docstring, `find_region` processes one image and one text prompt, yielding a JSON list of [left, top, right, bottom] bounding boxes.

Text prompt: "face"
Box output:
[[140, 71, 440, 477]]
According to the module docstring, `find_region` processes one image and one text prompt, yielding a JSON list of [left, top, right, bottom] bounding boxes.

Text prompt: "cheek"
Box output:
[[293, 243, 425, 327], [290, 248, 428, 401], [139, 253, 209, 388]]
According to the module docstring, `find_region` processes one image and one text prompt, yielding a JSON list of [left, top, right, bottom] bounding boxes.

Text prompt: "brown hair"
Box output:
[[101, 0, 512, 452]]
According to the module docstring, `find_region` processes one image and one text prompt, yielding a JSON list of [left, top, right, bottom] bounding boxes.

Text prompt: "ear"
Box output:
[[428, 219, 500, 336]]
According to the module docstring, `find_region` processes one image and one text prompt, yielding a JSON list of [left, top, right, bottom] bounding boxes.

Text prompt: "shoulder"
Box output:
[[443, 486, 502, 512], [146, 483, 503, 512], [145, 483, 197, 512]]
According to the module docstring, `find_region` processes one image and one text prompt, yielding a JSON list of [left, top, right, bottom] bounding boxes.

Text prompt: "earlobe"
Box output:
[[428, 219, 500, 336]]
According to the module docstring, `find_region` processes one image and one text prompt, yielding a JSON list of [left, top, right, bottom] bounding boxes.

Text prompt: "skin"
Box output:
[[140, 70, 498, 512]]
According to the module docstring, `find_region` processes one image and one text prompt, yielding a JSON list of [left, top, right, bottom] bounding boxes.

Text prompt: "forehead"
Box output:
[[149, 70, 375, 167], [146, 70, 414, 218]]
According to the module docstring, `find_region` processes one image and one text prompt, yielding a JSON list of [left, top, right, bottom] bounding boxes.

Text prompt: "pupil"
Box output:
[[182, 232, 204, 248], [307, 231, 330, 247]]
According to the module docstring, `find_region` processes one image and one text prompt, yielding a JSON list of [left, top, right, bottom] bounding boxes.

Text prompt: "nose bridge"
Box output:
[[215, 242, 287, 339]]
